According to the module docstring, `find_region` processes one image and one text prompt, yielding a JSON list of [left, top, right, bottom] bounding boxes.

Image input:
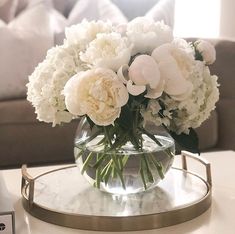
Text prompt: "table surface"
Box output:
[[2, 150, 235, 234]]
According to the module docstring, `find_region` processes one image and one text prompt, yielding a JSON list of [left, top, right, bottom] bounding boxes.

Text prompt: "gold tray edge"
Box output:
[[21, 167, 212, 231]]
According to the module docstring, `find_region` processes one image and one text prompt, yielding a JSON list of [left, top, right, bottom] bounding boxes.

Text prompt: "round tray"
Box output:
[[21, 151, 212, 231]]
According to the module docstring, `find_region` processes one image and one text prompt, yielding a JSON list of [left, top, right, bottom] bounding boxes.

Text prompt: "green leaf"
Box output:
[[168, 128, 200, 154]]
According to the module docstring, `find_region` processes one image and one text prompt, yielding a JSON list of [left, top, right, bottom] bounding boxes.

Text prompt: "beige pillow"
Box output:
[[0, 0, 66, 100]]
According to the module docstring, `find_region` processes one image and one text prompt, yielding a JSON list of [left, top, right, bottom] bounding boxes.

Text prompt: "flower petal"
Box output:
[[117, 64, 129, 84], [126, 80, 146, 96], [145, 77, 165, 99], [63, 74, 86, 116], [129, 55, 160, 88]]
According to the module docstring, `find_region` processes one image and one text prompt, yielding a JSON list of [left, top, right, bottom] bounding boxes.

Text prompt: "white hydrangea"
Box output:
[[141, 100, 171, 127], [27, 44, 84, 126], [143, 61, 219, 134], [80, 32, 131, 71], [126, 17, 173, 55]]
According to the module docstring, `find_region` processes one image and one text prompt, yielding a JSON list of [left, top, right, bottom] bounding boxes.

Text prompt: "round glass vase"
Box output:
[[74, 117, 175, 195]]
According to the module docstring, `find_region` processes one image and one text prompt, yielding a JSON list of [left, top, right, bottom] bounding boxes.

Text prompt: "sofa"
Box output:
[[0, 0, 234, 168]]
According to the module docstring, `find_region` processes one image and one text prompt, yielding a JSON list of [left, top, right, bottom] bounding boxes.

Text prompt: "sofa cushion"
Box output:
[[216, 100, 235, 150], [0, 121, 77, 168], [68, 0, 128, 26], [210, 39, 235, 99], [111, 0, 174, 27], [195, 110, 218, 151], [112, 0, 159, 20], [52, 0, 77, 17], [0, 0, 66, 101], [0, 99, 79, 168], [0, 99, 37, 124], [145, 0, 175, 27]]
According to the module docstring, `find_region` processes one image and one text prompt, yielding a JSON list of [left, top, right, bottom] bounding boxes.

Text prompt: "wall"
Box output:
[[220, 0, 235, 39], [174, 0, 235, 40]]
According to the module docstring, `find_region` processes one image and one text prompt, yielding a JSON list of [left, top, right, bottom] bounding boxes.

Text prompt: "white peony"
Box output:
[[65, 20, 113, 49], [80, 32, 131, 71], [27, 44, 84, 126], [128, 55, 164, 98], [195, 40, 216, 65], [63, 68, 129, 126], [126, 17, 173, 55], [152, 41, 194, 101]]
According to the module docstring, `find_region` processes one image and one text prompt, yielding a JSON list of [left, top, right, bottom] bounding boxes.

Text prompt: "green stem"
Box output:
[[95, 154, 102, 189], [103, 126, 113, 147], [111, 154, 126, 189], [140, 156, 147, 190], [92, 154, 106, 169], [149, 154, 165, 179], [139, 127, 175, 159], [81, 152, 93, 174], [100, 159, 112, 178], [143, 154, 154, 183], [104, 164, 113, 185], [138, 127, 162, 146]]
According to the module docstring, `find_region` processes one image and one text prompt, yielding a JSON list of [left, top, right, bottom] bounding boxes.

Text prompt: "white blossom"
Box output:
[[63, 68, 129, 126], [195, 40, 216, 65], [27, 44, 84, 126], [65, 20, 113, 49], [152, 41, 194, 100], [142, 61, 219, 134], [128, 55, 164, 98], [126, 17, 173, 55], [27, 20, 219, 135], [80, 32, 131, 71]]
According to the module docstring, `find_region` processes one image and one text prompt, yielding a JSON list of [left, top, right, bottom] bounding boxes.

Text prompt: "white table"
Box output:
[[2, 151, 235, 234]]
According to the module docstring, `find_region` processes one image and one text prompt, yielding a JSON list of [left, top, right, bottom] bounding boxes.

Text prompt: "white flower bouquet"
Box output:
[[27, 18, 219, 191]]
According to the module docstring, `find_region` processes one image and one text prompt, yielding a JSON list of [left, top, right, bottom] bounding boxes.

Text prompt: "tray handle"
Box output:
[[181, 151, 212, 186], [21, 165, 35, 206]]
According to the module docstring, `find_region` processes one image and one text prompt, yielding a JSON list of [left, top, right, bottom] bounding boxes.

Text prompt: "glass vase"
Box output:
[[74, 117, 175, 195]]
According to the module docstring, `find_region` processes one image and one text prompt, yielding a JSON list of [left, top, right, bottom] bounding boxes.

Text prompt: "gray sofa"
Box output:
[[1, 38, 235, 168]]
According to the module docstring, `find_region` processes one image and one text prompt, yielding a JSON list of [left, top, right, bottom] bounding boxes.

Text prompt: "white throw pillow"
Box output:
[[0, 18, 5, 26], [0, 0, 66, 100], [68, 0, 128, 26], [145, 0, 175, 27]]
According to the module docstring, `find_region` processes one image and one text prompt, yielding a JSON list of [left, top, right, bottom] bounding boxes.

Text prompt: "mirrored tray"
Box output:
[[21, 151, 212, 231]]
